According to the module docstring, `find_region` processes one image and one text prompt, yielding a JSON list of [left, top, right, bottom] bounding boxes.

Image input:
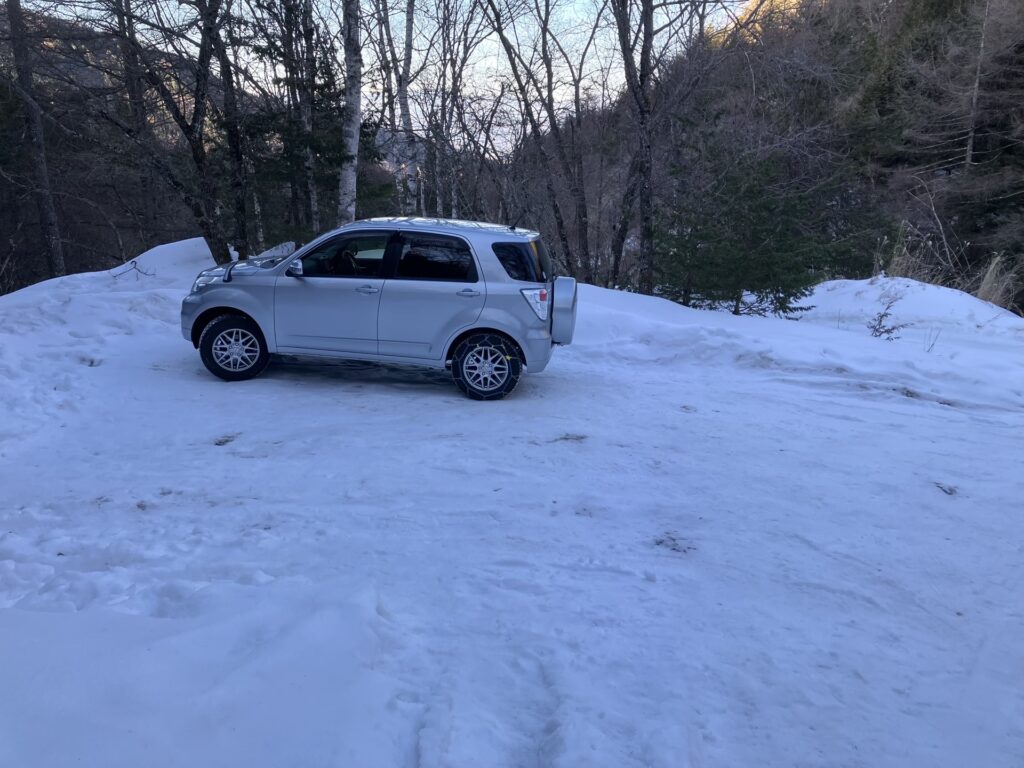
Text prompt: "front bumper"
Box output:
[[181, 294, 203, 342]]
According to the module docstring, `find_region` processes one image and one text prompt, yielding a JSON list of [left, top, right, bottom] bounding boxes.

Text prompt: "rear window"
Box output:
[[493, 239, 552, 283]]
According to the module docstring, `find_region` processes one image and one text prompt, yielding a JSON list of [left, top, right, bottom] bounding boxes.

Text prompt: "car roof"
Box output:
[[345, 217, 540, 241]]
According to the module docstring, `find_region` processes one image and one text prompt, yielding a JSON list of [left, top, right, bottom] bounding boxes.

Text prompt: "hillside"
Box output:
[[0, 240, 1022, 767]]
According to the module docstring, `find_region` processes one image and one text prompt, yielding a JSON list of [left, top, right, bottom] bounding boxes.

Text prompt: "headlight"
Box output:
[[191, 274, 218, 292]]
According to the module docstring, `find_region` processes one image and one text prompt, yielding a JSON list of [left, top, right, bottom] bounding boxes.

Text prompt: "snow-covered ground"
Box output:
[[1, 239, 1022, 767]]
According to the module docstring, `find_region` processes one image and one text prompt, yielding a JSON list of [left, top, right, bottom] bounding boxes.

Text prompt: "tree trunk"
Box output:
[[194, 147, 232, 265], [300, 0, 320, 232], [252, 184, 265, 254], [610, 149, 642, 287], [965, 0, 991, 168], [428, 136, 440, 216], [397, 0, 417, 213], [337, 0, 362, 225], [213, 20, 249, 259], [281, 0, 300, 229], [636, 127, 655, 294], [6, 0, 66, 278], [536, 4, 590, 277], [610, 0, 656, 294], [114, 0, 154, 246]]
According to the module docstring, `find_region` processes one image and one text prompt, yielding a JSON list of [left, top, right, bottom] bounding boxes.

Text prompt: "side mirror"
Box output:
[[285, 260, 304, 277]]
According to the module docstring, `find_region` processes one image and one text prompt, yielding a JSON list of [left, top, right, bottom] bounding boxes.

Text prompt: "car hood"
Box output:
[[194, 256, 279, 282]]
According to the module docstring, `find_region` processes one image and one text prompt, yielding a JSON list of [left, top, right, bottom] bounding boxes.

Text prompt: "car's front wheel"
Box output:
[[451, 333, 522, 400], [199, 314, 270, 381]]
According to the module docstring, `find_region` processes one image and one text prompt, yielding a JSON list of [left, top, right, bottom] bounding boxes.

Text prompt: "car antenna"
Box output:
[[509, 211, 527, 231]]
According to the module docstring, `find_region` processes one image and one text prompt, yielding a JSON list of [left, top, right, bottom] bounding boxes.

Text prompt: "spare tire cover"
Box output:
[[551, 276, 577, 345]]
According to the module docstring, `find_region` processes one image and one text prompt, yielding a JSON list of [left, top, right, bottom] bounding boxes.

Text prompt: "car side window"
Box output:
[[395, 235, 477, 282], [299, 233, 390, 278]]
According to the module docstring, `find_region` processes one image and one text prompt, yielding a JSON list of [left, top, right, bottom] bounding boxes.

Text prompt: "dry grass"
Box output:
[[971, 255, 1022, 313], [884, 221, 948, 285], [883, 221, 1022, 314]]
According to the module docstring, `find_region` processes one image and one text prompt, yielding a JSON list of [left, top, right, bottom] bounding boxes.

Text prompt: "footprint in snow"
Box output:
[[214, 433, 240, 446], [548, 433, 588, 443], [654, 532, 696, 554]]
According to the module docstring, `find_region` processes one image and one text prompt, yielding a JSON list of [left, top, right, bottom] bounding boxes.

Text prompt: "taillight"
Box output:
[[521, 287, 549, 320]]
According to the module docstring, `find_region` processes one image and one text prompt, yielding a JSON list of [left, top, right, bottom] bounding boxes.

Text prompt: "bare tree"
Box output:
[[372, 0, 422, 213], [336, 0, 361, 224], [114, 0, 234, 264], [607, 0, 668, 294], [483, 0, 604, 277], [241, 0, 312, 233], [5, 0, 66, 277], [112, 0, 155, 244], [299, 0, 319, 231], [211, 0, 250, 258], [414, 0, 489, 218], [607, 0, 769, 291]]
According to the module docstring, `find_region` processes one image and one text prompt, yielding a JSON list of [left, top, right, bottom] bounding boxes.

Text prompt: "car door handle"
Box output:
[[355, 285, 380, 295], [457, 289, 481, 297]]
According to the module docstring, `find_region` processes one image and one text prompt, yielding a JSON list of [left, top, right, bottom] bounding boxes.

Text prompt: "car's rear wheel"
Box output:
[[451, 333, 522, 400], [199, 315, 270, 381]]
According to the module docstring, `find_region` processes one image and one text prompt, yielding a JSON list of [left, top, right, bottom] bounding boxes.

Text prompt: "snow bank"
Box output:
[[574, 280, 1024, 411], [0, 239, 213, 442], [132, 236, 218, 280], [803, 275, 1023, 337]]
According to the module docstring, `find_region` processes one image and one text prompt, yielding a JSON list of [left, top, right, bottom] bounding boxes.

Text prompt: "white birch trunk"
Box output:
[[337, 0, 362, 225]]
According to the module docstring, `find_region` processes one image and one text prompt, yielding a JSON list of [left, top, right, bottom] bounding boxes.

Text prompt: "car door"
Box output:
[[274, 231, 393, 355], [377, 232, 486, 359]]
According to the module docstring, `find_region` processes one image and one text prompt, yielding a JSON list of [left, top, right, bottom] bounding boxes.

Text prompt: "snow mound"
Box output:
[[803, 276, 1024, 337], [132, 237, 217, 281], [0, 239, 212, 441], [573, 282, 1024, 411], [574, 285, 770, 367]]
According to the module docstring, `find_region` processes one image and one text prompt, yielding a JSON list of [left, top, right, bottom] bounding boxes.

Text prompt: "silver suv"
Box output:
[[180, 218, 577, 399]]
